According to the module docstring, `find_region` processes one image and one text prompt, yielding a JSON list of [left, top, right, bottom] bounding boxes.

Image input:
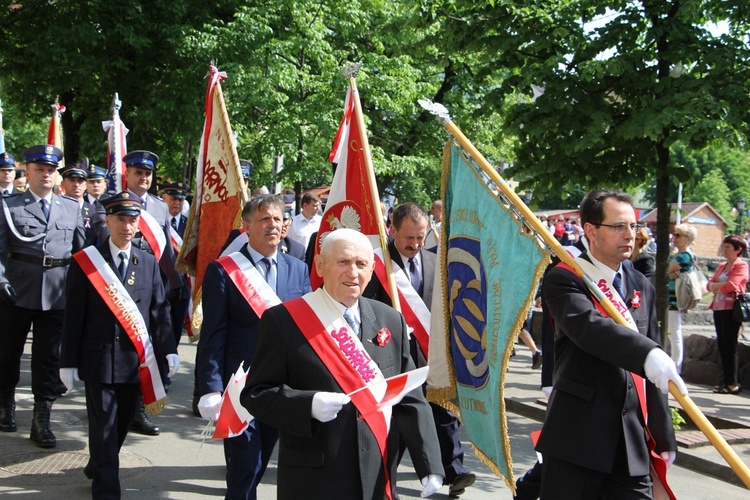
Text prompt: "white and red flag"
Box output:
[[310, 82, 391, 291], [349, 366, 429, 415], [212, 361, 253, 439], [101, 93, 129, 194], [177, 64, 248, 335]]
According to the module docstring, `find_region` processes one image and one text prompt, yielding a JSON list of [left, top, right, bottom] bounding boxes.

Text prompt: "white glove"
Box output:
[[198, 392, 222, 421], [311, 392, 350, 423], [660, 450, 677, 468], [60, 367, 80, 392], [644, 348, 688, 395], [420, 474, 443, 498], [166, 354, 180, 378]]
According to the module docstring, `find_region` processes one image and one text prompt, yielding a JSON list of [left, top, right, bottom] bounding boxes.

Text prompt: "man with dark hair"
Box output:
[[198, 195, 311, 499], [0, 145, 86, 447], [364, 202, 476, 497], [537, 188, 686, 499], [287, 191, 321, 249]]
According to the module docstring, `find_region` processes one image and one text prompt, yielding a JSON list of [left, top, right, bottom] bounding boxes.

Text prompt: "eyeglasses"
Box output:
[[596, 223, 643, 234], [674, 233, 684, 238]]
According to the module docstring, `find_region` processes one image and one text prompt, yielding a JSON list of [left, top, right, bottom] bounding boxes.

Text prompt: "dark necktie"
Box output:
[[343, 308, 358, 336], [612, 273, 625, 300], [409, 257, 422, 293], [171, 217, 178, 231], [118, 251, 128, 280], [40, 199, 50, 221]]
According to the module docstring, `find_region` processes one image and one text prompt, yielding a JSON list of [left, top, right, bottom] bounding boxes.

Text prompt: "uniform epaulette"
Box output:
[[58, 195, 80, 205], [150, 194, 166, 204]]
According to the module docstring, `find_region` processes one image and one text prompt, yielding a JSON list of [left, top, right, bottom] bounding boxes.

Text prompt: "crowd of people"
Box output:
[[0, 144, 745, 500]]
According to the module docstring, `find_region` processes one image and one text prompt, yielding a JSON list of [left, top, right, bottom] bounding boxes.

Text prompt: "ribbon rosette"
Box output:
[[376, 327, 392, 347], [631, 290, 642, 309]]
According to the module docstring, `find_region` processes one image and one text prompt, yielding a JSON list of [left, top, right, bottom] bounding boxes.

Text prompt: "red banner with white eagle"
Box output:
[[177, 64, 248, 308]]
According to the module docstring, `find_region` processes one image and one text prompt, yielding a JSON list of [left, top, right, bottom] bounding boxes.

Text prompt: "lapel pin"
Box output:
[[132, 254, 139, 266]]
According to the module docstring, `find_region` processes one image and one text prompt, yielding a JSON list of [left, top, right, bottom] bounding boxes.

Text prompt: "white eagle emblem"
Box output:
[[319, 205, 361, 248]]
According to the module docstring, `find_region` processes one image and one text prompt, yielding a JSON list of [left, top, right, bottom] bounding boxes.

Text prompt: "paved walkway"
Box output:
[[0, 320, 748, 498]]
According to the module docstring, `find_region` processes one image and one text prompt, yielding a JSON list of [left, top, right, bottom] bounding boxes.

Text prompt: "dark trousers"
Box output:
[[515, 461, 541, 500], [0, 304, 63, 401], [85, 381, 140, 500], [430, 402, 466, 483], [223, 418, 278, 500], [168, 295, 190, 349], [714, 309, 741, 386], [540, 436, 652, 500]]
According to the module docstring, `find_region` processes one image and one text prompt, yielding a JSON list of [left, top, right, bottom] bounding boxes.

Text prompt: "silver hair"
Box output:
[[319, 228, 373, 260]]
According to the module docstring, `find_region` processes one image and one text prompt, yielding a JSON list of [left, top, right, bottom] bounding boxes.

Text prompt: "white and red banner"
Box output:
[[310, 85, 384, 290], [349, 366, 429, 414], [177, 65, 248, 306], [213, 361, 253, 439], [216, 252, 281, 317], [138, 210, 167, 263], [73, 247, 168, 414], [102, 93, 129, 194]]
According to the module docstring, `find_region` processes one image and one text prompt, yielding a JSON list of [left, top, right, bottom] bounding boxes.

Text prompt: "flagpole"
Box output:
[[419, 99, 750, 489], [349, 75, 401, 312]]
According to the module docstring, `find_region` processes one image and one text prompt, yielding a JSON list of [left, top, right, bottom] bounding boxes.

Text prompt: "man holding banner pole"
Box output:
[[197, 195, 311, 499], [242, 228, 444, 499], [537, 189, 686, 499], [60, 192, 178, 498]]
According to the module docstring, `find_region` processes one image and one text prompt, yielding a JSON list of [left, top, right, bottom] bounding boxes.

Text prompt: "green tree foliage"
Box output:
[[432, 0, 750, 338], [688, 169, 733, 227]]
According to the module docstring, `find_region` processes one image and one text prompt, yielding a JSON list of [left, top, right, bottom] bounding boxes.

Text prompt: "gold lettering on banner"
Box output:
[[452, 209, 486, 231], [459, 396, 488, 414]]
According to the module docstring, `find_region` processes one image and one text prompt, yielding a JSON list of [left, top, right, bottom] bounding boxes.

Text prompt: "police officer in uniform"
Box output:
[[0, 153, 18, 197], [85, 163, 108, 205], [92, 150, 178, 435], [59, 162, 96, 247], [160, 181, 190, 348], [0, 144, 85, 447]]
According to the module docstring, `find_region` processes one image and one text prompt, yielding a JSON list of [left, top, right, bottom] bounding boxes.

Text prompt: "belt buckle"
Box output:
[[42, 255, 53, 268]]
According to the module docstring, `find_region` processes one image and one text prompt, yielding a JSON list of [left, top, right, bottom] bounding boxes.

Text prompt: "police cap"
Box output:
[[0, 152, 15, 169], [123, 150, 159, 170], [161, 181, 189, 200], [102, 191, 142, 216], [22, 144, 64, 167], [59, 163, 88, 180], [87, 164, 107, 180]]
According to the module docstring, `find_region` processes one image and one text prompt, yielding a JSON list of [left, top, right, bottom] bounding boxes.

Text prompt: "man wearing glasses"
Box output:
[[278, 209, 306, 261], [536, 189, 686, 499]]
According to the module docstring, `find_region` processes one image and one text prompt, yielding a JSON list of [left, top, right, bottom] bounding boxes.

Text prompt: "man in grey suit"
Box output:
[[242, 228, 444, 499], [365, 202, 475, 496], [538, 189, 687, 499], [0, 144, 86, 447], [92, 150, 179, 435]]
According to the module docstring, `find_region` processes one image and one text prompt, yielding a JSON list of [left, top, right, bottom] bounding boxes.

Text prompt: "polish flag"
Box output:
[[213, 361, 253, 439], [349, 366, 429, 414]]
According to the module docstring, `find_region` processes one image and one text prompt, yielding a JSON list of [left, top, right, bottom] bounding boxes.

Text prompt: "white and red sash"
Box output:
[[284, 288, 393, 500], [216, 252, 281, 317], [373, 249, 430, 357], [138, 210, 167, 263], [219, 229, 248, 258], [73, 246, 168, 414], [559, 257, 675, 500], [169, 225, 183, 254]]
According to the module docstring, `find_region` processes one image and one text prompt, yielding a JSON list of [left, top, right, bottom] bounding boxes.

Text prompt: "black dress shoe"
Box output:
[[30, 401, 56, 448], [449, 472, 477, 497], [0, 404, 17, 432], [131, 411, 160, 436]]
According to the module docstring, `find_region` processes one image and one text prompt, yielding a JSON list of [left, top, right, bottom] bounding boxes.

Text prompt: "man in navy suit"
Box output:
[[61, 192, 178, 498], [0, 145, 86, 447], [537, 189, 686, 499], [197, 195, 311, 500]]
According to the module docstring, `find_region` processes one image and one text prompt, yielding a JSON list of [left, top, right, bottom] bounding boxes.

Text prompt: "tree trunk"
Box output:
[[654, 165, 671, 346]]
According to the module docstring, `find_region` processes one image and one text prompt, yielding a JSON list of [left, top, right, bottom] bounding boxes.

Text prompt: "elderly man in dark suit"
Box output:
[[364, 202, 475, 496], [60, 192, 178, 499], [0, 144, 86, 447], [197, 195, 311, 500], [537, 189, 687, 499], [242, 228, 444, 499]]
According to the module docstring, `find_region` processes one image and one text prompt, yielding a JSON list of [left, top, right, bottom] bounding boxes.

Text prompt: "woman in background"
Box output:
[[667, 224, 698, 373], [707, 235, 748, 394]]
